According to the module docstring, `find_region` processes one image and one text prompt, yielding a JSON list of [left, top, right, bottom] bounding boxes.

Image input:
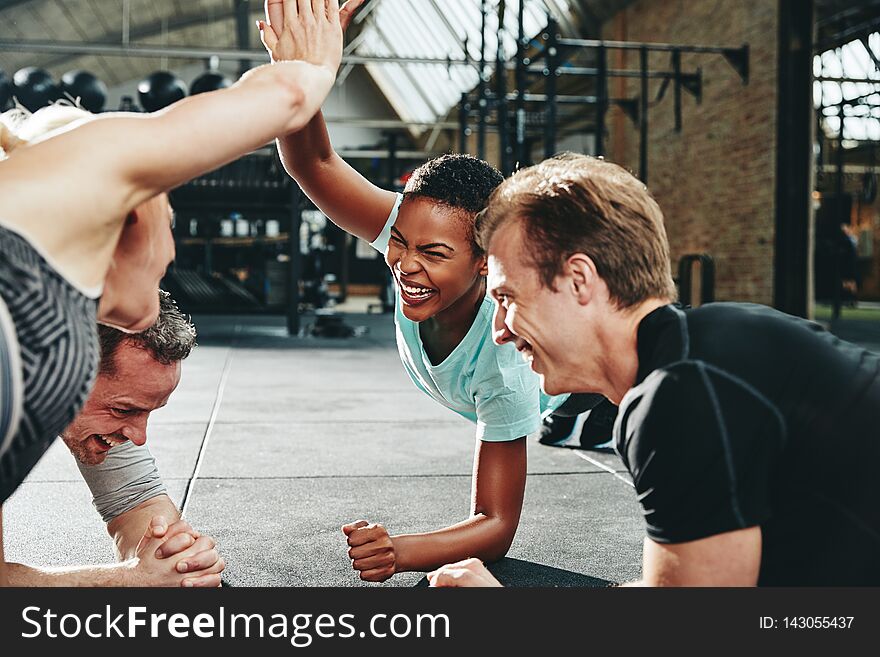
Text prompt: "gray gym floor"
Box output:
[[4, 310, 645, 586], [11, 310, 876, 586]]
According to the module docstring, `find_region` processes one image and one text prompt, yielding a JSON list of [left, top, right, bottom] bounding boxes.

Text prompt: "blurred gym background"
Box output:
[[0, 0, 877, 343]]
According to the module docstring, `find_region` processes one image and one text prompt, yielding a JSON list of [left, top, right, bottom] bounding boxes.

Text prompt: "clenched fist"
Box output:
[[342, 520, 397, 583]]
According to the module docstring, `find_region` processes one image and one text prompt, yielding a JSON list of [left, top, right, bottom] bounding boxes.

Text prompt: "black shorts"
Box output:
[[0, 224, 99, 504]]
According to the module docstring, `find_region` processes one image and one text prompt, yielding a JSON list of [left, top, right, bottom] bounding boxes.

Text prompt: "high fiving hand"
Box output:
[[259, 0, 366, 67]]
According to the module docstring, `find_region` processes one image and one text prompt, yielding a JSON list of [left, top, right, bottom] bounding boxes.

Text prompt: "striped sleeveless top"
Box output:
[[0, 225, 99, 503]]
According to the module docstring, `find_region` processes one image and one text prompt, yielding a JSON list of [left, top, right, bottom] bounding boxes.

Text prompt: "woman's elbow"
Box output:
[[480, 518, 519, 563], [481, 543, 512, 564]]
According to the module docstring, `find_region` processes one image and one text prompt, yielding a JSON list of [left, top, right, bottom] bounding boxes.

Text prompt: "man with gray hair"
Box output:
[[6, 291, 225, 586]]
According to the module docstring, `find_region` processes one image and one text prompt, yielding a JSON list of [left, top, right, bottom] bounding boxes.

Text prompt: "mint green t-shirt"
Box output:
[[370, 194, 567, 442]]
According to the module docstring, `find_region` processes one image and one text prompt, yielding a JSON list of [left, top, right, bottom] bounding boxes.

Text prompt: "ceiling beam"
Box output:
[[31, 5, 257, 73], [0, 0, 33, 11], [816, 0, 880, 28], [815, 16, 880, 52], [862, 36, 880, 75]]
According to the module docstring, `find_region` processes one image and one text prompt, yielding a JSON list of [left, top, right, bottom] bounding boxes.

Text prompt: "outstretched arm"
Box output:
[[5, 516, 224, 587], [276, 112, 397, 243], [0, 0, 344, 282], [266, 0, 398, 242], [343, 437, 527, 581]]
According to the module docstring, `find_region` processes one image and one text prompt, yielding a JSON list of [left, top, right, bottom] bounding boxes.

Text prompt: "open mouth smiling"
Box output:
[[515, 339, 536, 365], [397, 276, 438, 306], [92, 434, 128, 450]]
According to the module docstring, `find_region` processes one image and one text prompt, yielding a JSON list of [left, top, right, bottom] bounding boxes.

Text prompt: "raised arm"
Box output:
[[276, 112, 397, 242], [264, 0, 397, 242], [0, 1, 343, 262], [119, 61, 336, 204], [343, 437, 527, 581]]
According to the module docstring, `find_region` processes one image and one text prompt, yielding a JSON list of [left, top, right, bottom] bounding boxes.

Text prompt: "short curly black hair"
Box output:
[[403, 154, 503, 253]]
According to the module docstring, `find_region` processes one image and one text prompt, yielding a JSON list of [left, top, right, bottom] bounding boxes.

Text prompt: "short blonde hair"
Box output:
[[0, 103, 94, 159], [477, 153, 677, 308]]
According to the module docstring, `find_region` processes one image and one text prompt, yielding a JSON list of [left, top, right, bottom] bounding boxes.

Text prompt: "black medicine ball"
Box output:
[[12, 67, 58, 112], [190, 71, 232, 96], [61, 70, 108, 113], [137, 71, 187, 112]]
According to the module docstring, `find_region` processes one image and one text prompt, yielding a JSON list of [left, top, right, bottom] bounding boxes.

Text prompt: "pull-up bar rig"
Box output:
[[458, 4, 749, 181], [0, 7, 749, 183]]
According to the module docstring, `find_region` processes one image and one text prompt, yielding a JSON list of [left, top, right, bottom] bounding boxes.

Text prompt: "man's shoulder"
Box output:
[[619, 359, 740, 451], [620, 361, 707, 434], [685, 302, 824, 350]]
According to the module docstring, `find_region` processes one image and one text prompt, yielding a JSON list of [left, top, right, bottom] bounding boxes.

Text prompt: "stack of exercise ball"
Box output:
[[2, 66, 232, 115], [190, 70, 232, 96], [60, 70, 108, 112], [137, 70, 188, 112], [12, 67, 58, 111]]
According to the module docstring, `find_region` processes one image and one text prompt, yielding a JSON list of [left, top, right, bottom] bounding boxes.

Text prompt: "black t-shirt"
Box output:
[[616, 303, 880, 585]]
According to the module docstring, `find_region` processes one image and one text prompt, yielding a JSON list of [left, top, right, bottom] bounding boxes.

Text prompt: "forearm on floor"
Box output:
[[5, 560, 136, 587], [107, 494, 180, 561], [391, 514, 518, 573]]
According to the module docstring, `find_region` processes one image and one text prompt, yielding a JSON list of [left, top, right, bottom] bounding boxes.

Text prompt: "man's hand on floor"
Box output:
[[127, 515, 225, 587], [428, 558, 503, 587]]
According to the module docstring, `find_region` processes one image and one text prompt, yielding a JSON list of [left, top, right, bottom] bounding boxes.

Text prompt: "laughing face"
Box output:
[[60, 340, 181, 465], [385, 196, 487, 323], [486, 220, 589, 396]]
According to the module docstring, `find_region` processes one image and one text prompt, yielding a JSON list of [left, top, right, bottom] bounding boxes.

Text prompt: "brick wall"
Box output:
[[604, 0, 779, 304]]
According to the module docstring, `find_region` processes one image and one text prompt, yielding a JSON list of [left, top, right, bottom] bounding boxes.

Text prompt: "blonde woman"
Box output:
[[0, 0, 357, 585]]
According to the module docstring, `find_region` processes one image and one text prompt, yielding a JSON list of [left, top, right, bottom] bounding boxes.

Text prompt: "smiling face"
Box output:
[[385, 196, 487, 323], [487, 220, 595, 396], [60, 340, 181, 465]]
